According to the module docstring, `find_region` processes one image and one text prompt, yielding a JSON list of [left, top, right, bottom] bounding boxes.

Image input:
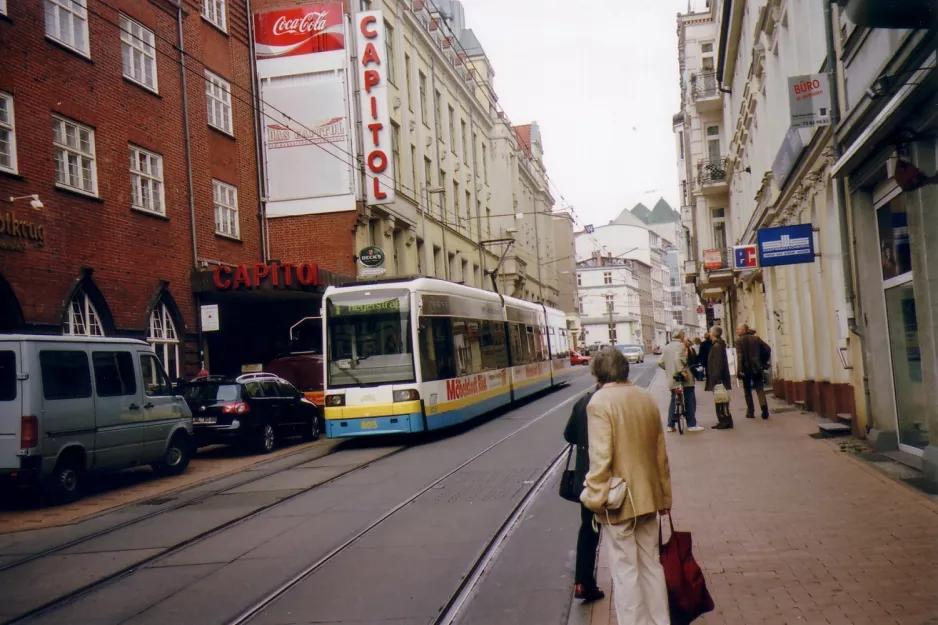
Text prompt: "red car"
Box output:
[[570, 350, 592, 366]]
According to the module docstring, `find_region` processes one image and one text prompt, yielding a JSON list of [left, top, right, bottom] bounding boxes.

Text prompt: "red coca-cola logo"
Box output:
[[254, 4, 345, 59], [272, 12, 329, 36]]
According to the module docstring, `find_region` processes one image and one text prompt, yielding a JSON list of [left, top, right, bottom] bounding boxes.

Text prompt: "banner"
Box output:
[[254, 5, 345, 59], [757, 224, 815, 267], [356, 11, 396, 205]]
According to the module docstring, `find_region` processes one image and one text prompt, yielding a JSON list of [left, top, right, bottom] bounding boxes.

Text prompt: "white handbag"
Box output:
[[713, 383, 730, 404]]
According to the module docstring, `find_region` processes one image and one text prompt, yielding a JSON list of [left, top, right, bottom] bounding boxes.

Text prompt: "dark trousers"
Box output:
[[575, 503, 600, 587], [667, 386, 697, 428], [742, 373, 768, 416]]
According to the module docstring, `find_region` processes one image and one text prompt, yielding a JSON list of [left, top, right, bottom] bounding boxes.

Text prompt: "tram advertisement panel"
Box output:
[[424, 369, 510, 416]]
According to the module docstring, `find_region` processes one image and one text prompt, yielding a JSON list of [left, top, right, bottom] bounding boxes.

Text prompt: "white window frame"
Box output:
[[45, 0, 90, 56], [120, 14, 158, 93], [0, 92, 16, 174], [129, 144, 165, 216], [201, 0, 227, 32], [605, 294, 615, 312], [52, 115, 98, 196], [148, 303, 181, 379], [0, 0, 7, 16], [66, 291, 104, 337], [205, 70, 233, 136], [213, 179, 240, 238], [603, 271, 612, 285]]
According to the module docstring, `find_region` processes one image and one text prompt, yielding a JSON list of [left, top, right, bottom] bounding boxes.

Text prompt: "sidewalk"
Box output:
[[573, 373, 938, 625]]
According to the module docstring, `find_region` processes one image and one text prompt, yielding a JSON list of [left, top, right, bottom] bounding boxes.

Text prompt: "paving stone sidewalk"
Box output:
[[571, 373, 938, 625]]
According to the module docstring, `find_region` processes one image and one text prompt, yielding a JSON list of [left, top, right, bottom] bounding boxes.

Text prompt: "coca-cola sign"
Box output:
[[254, 4, 345, 59]]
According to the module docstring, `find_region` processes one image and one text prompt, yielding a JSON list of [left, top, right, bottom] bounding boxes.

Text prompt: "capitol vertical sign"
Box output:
[[355, 12, 396, 206]]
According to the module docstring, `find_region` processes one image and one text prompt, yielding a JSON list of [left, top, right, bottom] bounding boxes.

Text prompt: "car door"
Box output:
[[276, 380, 306, 433], [91, 349, 145, 469], [138, 351, 184, 461], [39, 348, 97, 469], [0, 344, 23, 471], [258, 380, 283, 433]]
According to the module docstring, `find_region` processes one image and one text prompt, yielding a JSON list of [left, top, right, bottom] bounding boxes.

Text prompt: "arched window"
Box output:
[[66, 290, 104, 336], [148, 303, 180, 378]]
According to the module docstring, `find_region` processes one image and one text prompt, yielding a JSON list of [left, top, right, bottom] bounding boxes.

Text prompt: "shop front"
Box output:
[[191, 262, 351, 378]]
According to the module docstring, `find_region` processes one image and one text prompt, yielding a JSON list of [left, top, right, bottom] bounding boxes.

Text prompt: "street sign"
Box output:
[[584, 224, 595, 234], [733, 245, 759, 271], [703, 249, 724, 270], [360, 266, 387, 277], [200, 304, 219, 332], [788, 73, 831, 129], [757, 224, 815, 267]]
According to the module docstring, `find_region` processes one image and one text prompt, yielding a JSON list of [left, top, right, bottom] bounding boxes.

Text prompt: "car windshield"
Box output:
[[184, 383, 240, 403], [325, 289, 415, 388], [619, 345, 642, 353]]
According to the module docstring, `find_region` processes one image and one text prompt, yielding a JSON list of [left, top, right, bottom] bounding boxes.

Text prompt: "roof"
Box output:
[[629, 203, 652, 224], [513, 124, 533, 158], [646, 198, 680, 224], [613, 205, 649, 227], [0, 334, 149, 345]]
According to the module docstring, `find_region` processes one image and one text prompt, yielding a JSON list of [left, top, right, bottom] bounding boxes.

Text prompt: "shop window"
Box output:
[[877, 194, 912, 282], [120, 14, 158, 92], [45, 0, 90, 56], [148, 303, 180, 379], [66, 290, 104, 337], [40, 350, 92, 400], [92, 351, 137, 397]]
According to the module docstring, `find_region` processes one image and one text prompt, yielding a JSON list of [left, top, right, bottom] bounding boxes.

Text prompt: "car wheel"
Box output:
[[44, 453, 84, 504], [303, 413, 322, 442], [257, 423, 276, 454], [153, 433, 192, 477]]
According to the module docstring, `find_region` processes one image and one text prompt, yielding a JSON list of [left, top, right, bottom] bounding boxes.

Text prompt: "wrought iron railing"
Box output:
[[697, 158, 727, 186], [690, 72, 719, 100]]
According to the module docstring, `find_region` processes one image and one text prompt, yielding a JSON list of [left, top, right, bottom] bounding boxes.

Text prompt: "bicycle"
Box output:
[[671, 386, 687, 435]]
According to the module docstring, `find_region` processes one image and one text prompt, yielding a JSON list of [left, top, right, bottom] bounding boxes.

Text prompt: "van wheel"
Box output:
[[45, 454, 84, 504], [303, 413, 321, 442], [257, 423, 276, 454], [153, 434, 192, 477]]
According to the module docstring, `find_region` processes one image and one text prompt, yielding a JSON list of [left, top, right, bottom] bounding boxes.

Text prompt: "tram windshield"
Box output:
[[325, 289, 415, 388]]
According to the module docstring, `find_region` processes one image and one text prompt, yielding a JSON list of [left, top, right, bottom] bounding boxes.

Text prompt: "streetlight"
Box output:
[[7, 194, 43, 210]]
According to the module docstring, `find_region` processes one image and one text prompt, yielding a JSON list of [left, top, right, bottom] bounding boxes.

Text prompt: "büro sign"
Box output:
[[253, 4, 345, 60], [356, 12, 395, 205], [213, 262, 320, 290]]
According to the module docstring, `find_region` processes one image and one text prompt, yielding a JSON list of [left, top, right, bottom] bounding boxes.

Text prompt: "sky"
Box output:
[[461, 0, 701, 229]]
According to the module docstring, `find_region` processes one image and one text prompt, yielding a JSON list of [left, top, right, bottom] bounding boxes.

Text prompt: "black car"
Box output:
[[183, 374, 321, 453]]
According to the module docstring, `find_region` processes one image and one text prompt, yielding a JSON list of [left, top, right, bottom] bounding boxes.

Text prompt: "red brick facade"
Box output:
[[268, 212, 360, 277], [0, 0, 262, 374]]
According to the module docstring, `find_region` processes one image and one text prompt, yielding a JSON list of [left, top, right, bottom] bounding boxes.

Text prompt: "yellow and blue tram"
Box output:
[[322, 277, 576, 438]]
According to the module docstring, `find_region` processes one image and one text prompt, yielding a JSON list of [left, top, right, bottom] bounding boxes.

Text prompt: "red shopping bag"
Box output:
[[659, 514, 714, 624]]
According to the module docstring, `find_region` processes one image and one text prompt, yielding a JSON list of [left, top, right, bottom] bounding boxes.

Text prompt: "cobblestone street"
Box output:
[[576, 375, 938, 625]]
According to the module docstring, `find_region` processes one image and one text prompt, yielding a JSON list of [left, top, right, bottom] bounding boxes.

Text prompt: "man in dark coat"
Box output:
[[698, 333, 713, 381], [735, 324, 770, 419], [564, 389, 604, 603], [706, 326, 733, 429]]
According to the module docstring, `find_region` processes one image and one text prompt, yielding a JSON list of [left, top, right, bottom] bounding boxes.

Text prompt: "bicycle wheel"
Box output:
[[678, 414, 686, 435]]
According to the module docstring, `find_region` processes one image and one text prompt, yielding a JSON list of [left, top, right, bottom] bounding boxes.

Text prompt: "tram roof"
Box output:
[[324, 276, 504, 302]]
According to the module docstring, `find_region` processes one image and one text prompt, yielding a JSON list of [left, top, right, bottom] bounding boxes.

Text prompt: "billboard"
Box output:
[[703, 249, 725, 271], [733, 245, 758, 271], [254, 5, 345, 59], [788, 73, 831, 130], [757, 224, 815, 267], [356, 12, 395, 205]]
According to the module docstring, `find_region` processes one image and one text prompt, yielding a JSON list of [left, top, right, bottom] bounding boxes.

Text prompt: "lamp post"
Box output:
[[5, 194, 44, 210]]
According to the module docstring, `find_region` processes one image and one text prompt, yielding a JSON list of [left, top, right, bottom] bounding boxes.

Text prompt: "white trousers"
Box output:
[[604, 513, 670, 625]]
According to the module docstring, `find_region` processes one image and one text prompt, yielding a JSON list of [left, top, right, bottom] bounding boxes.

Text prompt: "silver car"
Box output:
[[616, 344, 645, 363]]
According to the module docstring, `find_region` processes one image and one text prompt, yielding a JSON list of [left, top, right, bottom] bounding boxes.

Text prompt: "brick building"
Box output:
[[0, 0, 265, 377]]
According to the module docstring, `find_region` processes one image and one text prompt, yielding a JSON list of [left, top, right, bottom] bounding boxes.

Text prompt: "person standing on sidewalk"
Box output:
[[582, 347, 672, 625], [706, 326, 734, 429], [563, 390, 605, 604], [659, 330, 703, 433], [735, 323, 771, 420], [698, 332, 713, 381]]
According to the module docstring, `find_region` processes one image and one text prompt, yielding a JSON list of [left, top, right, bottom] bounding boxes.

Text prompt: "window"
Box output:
[[149, 303, 180, 379], [472, 132, 478, 172], [473, 264, 479, 288], [465, 190, 471, 231], [461, 259, 469, 284], [603, 271, 612, 285], [419, 71, 428, 126], [454, 181, 461, 224], [384, 21, 396, 83], [205, 70, 233, 135], [877, 194, 912, 282], [712, 207, 726, 250], [448, 106, 456, 152], [701, 41, 715, 71], [419, 317, 456, 381], [410, 145, 417, 196], [52, 115, 97, 195], [40, 351, 92, 400], [140, 353, 173, 396], [202, 0, 226, 32], [405, 54, 413, 111], [92, 352, 137, 397], [213, 179, 239, 238], [424, 156, 432, 188], [434, 90, 442, 136], [416, 239, 424, 274], [605, 294, 615, 312], [120, 14, 158, 92], [0, 1, 6, 16], [482, 143, 488, 182], [678, 130, 684, 160], [608, 324, 617, 343], [0, 92, 15, 174], [475, 198, 482, 240], [45, 0, 90, 56], [129, 145, 164, 215], [0, 351, 16, 402], [66, 290, 104, 336], [706, 125, 721, 161], [391, 122, 401, 191], [433, 245, 441, 277], [576, 273, 582, 287], [461, 120, 468, 164]]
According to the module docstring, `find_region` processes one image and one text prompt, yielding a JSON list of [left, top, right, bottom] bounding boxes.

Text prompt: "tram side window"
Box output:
[[508, 323, 527, 366], [480, 321, 509, 370], [419, 317, 457, 382], [526, 326, 538, 363], [452, 319, 484, 377]]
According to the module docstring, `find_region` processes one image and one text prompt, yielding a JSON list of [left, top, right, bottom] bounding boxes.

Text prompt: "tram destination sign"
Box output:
[[332, 299, 400, 316]]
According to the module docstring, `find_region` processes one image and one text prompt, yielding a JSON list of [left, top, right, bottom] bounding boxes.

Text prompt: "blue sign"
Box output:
[[757, 224, 815, 267], [733, 245, 758, 270], [771, 127, 806, 190]]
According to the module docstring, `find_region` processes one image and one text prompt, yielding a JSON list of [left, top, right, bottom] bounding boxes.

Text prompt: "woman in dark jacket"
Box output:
[[563, 390, 605, 603], [705, 326, 734, 429]]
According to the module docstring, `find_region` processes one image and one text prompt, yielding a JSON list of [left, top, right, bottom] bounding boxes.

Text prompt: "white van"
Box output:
[[0, 335, 194, 502]]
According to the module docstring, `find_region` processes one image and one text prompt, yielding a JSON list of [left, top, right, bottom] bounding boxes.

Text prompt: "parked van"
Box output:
[[0, 335, 194, 502]]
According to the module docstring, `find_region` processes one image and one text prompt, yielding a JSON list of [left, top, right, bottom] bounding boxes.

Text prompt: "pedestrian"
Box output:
[[706, 326, 733, 429], [582, 347, 672, 625], [698, 332, 713, 381], [659, 330, 703, 433], [735, 323, 771, 419], [564, 389, 605, 603], [692, 336, 702, 355]]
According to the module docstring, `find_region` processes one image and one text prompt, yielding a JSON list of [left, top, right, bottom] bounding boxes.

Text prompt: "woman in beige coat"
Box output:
[[581, 347, 672, 625]]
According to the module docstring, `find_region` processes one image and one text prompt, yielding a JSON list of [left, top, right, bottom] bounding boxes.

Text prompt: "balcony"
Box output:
[[690, 72, 721, 113], [680, 204, 693, 225], [696, 158, 728, 196], [683, 260, 698, 284], [700, 248, 735, 287]]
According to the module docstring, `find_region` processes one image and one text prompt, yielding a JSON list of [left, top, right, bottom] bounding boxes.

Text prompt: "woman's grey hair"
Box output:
[[590, 347, 630, 384], [710, 325, 723, 339]]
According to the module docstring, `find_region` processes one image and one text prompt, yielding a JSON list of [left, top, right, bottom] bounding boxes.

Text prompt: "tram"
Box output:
[[322, 277, 577, 438]]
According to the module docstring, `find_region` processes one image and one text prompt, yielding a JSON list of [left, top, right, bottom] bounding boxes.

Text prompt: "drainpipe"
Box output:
[[245, 0, 269, 262], [175, 1, 205, 369], [824, 0, 872, 429]]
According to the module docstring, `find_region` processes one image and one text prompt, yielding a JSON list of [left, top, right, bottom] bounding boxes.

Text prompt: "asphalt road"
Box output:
[[1, 360, 658, 625]]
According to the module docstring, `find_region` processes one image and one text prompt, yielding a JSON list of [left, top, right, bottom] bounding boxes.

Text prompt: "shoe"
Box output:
[[574, 584, 606, 603], [688, 426, 705, 432], [761, 407, 770, 420], [667, 426, 676, 433], [745, 413, 756, 419], [714, 422, 733, 430]]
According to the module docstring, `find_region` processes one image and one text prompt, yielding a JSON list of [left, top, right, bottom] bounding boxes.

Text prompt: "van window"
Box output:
[[139, 353, 172, 396], [92, 352, 137, 397], [40, 350, 92, 400], [0, 351, 16, 401]]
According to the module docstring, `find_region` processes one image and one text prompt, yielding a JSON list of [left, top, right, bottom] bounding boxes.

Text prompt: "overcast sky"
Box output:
[[462, 0, 701, 229]]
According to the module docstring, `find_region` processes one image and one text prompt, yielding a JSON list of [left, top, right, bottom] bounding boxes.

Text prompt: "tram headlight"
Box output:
[[393, 389, 420, 402], [325, 394, 346, 407]]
